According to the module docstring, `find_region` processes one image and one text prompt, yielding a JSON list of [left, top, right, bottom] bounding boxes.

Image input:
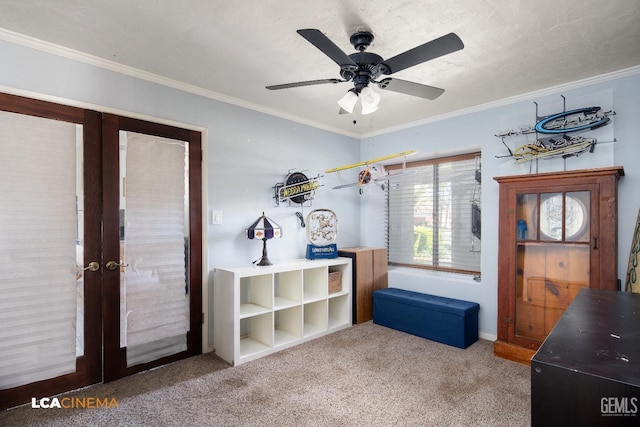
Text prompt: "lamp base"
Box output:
[[255, 238, 272, 266]]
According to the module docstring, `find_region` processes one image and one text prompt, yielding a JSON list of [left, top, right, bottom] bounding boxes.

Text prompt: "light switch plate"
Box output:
[[211, 210, 223, 225]]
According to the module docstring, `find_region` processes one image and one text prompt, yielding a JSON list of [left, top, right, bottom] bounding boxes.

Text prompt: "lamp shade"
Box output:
[[246, 212, 282, 240], [360, 86, 380, 115], [337, 90, 358, 114], [246, 212, 281, 266]]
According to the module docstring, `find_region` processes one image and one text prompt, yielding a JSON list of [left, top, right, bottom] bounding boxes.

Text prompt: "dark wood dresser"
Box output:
[[531, 288, 640, 426]]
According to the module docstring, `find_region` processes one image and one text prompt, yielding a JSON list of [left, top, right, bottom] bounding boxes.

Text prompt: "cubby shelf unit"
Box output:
[[213, 258, 352, 366]]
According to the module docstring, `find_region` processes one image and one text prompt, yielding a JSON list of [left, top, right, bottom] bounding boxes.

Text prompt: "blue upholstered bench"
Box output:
[[372, 288, 480, 349]]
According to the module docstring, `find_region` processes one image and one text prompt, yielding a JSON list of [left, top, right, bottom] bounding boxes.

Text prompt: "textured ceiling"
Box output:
[[0, 0, 639, 137]]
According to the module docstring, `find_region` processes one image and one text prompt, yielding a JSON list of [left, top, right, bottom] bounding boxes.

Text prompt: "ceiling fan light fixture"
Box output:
[[360, 86, 380, 115], [361, 103, 379, 115], [337, 90, 358, 114], [267, 29, 465, 118]]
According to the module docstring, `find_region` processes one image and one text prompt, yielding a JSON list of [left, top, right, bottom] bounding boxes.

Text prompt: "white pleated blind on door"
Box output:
[[0, 111, 78, 389], [120, 131, 188, 367], [387, 154, 481, 273]]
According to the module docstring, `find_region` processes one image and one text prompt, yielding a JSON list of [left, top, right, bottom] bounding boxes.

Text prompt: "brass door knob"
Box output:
[[106, 260, 127, 271], [83, 261, 100, 272]]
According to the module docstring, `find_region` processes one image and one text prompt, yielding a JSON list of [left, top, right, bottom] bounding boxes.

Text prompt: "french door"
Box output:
[[101, 113, 202, 381], [0, 93, 202, 409]]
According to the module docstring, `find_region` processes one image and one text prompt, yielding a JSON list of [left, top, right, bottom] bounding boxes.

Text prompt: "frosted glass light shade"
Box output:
[[337, 90, 358, 113], [360, 86, 381, 115], [361, 103, 379, 115]]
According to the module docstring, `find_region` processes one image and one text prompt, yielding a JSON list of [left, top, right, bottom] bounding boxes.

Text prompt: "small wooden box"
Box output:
[[328, 271, 342, 294]]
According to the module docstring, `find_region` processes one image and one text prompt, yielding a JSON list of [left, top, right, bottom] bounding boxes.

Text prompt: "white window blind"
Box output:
[[387, 153, 481, 274], [120, 131, 188, 367], [0, 111, 78, 389]]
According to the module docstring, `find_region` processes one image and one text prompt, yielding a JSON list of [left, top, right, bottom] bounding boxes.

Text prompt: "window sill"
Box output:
[[388, 265, 481, 286]]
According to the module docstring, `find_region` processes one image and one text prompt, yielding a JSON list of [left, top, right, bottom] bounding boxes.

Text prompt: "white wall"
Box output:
[[1, 36, 639, 345], [360, 70, 640, 339]]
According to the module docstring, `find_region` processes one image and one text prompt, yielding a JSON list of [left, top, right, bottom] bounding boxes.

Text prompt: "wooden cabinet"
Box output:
[[494, 167, 624, 365], [213, 258, 352, 366], [338, 247, 388, 324]]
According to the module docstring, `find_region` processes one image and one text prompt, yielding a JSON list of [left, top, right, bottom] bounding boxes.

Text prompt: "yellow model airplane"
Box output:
[[325, 150, 418, 194]]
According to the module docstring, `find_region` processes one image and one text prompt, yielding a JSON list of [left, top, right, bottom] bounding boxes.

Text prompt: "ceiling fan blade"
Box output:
[[381, 33, 464, 75], [376, 78, 445, 100], [266, 78, 345, 90], [297, 29, 358, 68]]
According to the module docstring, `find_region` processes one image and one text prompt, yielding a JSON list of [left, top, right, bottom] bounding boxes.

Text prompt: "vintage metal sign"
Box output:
[[278, 179, 321, 201], [305, 209, 338, 260], [274, 171, 321, 206]]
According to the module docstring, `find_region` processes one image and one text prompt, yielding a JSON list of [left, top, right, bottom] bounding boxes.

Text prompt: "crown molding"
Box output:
[[1, 28, 637, 141], [362, 65, 640, 138], [0, 28, 360, 139]]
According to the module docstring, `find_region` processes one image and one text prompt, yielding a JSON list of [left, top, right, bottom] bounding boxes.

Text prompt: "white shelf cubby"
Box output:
[[214, 258, 352, 365]]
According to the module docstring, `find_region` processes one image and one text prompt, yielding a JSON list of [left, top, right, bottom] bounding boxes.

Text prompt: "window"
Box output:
[[387, 152, 481, 274]]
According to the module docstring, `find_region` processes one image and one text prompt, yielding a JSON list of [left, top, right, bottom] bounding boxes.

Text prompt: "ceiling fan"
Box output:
[[266, 29, 464, 114]]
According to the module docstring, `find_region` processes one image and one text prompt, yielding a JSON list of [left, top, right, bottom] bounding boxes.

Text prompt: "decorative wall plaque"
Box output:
[[305, 209, 338, 259]]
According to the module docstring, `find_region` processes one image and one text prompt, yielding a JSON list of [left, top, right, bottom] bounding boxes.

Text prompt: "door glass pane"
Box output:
[[515, 244, 589, 340], [119, 131, 189, 367], [540, 193, 563, 241], [516, 193, 538, 240], [0, 111, 79, 388], [515, 245, 546, 341], [75, 126, 85, 357], [565, 191, 589, 242]]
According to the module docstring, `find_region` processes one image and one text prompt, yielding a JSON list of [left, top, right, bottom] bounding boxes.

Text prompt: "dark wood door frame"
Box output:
[[101, 114, 202, 382], [0, 93, 102, 410], [0, 94, 203, 409]]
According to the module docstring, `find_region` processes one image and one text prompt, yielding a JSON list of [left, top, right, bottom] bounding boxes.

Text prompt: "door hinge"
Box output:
[[201, 312, 205, 325], [503, 317, 513, 323]]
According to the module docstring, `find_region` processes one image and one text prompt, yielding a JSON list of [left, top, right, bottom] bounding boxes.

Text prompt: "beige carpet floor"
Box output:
[[1, 322, 530, 426]]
